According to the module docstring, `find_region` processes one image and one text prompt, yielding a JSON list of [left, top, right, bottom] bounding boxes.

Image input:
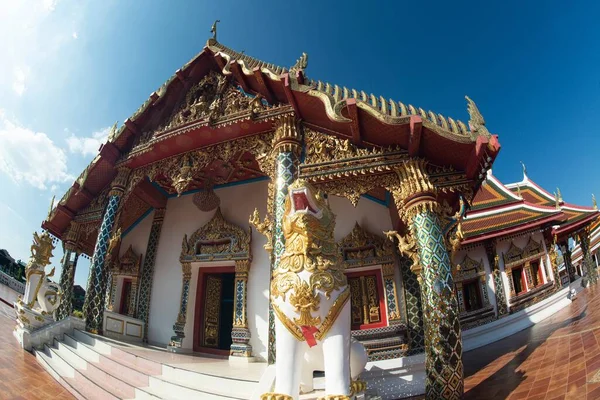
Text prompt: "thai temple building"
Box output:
[[12, 34, 598, 400]]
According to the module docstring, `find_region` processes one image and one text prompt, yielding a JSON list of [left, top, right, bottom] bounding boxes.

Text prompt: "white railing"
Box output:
[[0, 270, 25, 294]]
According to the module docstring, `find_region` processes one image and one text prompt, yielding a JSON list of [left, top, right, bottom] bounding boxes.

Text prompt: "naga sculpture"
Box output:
[[15, 231, 62, 331], [262, 179, 367, 400]]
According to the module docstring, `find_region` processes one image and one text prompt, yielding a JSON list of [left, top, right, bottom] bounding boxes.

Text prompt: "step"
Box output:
[[37, 344, 118, 400], [35, 347, 86, 400], [160, 364, 256, 399], [65, 333, 151, 388], [55, 338, 137, 399]]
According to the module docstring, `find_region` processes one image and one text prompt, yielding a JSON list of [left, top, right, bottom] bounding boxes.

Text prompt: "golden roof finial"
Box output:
[[554, 192, 560, 209], [465, 96, 490, 137], [556, 187, 563, 202], [210, 20, 221, 40], [593, 194, 597, 210], [517, 184, 522, 198]]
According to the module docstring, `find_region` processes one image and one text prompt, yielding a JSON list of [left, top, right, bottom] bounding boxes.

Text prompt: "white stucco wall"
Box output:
[[120, 180, 395, 361]]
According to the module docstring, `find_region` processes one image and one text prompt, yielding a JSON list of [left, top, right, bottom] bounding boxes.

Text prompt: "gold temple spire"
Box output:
[[556, 187, 563, 203], [593, 194, 597, 210], [516, 184, 522, 198], [554, 192, 560, 209]]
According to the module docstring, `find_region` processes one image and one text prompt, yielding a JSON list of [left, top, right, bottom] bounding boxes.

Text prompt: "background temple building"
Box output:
[[27, 37, 598, 399]]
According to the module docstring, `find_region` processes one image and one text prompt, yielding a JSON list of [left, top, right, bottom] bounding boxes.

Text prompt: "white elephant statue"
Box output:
[[300, 337, 368, 394], [15, 231, 62, 331], [261, 179, 366, 400]]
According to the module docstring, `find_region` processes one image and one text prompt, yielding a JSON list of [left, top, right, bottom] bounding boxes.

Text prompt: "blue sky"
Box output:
[[1, 0, 599, 287]]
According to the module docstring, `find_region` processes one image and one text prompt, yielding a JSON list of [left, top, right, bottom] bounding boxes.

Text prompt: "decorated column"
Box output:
[[231, 259, 252, 357], [136, 208, 166, 342], [397, 255, 425, 354], [169, 262, 192, 349], [484, 241, 507, 317], [84, 167, 130, 333], [266, 114, 302, 364], [558, 240, 576, 283], [382, 262, 402, 324], [388, 159, 463, 399], [578, 228, 598, 285], [56, 222, 81, 320]]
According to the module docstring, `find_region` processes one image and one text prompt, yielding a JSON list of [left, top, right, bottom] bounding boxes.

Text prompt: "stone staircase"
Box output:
[[34, 329, 258, 399]]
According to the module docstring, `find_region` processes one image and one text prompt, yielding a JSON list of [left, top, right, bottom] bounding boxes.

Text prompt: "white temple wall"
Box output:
[[147, 180, 270, 358], [121, 181, 395, 360]]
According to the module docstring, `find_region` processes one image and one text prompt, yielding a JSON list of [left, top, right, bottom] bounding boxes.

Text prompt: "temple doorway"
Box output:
[[119, 278, 133, 315], [193, 267, 235, 355]]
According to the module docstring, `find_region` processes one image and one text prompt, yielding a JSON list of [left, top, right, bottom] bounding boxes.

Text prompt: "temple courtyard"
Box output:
[[0, 285, 599, 399]]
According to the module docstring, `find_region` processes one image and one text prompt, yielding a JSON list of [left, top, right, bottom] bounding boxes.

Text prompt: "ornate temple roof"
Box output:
[[462, 169, 599, 245], [462, 170, 564, 244], [42, 38, 500, 253]]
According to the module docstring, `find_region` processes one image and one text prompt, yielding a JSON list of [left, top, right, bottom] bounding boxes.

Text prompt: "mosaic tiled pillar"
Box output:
[[128, 277, 138, 317], [56, 222, 81, 321], [492, 269, 508, 316], [382, 263, 402, 324], [169, 262, 192, 349], [84, 167, 130, 334], [398, 255, 425, 355], [136, 208, 166, 342], [524, 262, 534, 288], [505, 268, 516, 298], [455, 282, 465, 313], [483, 242, 507, 317], [578, 230, 598, 285], [231, 259, 252, 357], [559, 241, 576, 283], [267, 115, 302, 364], [56, 251, 79, 320], [413, 210, 464, 399], [106, 274, 118, 311]]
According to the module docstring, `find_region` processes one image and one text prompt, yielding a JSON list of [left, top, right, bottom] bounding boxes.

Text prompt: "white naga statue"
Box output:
[[262, 180, 367, 400], [15, 231, 62, 331]]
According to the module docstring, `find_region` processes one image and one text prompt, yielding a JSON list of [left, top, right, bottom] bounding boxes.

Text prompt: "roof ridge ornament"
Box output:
[[520, 161, 528, 180], [107, 121, 119, 142], [554, 192, 560, 209], [556, 187, 563, 203], [290, 52, 308, 73], [465, 96, 490, 137], [210, 19, 220, 41], [593, 194, 597, 210]]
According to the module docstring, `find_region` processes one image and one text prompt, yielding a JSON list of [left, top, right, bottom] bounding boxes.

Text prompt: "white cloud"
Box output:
[[0, 0, 84, 100], [0, 111, 73, 189], [66, 126, 110, 157], [12, 66, 29, 96], [72, 31, 78, 39], [43, 0, 58, 12]]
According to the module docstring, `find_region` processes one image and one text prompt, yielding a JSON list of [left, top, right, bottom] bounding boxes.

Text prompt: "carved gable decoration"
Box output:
[[111, 245, 142, 277], [523, 237, 543, 258], [181, 207, 251, 262], [453, 254, 485, 282], [338, 223, 394, 268], [158, 71, 269, 134], [503, 242, 524, 266]]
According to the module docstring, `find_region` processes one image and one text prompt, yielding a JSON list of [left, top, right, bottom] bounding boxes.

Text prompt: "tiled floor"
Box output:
[[2, 284, 600, 399], [464, 285, 600, 400], [0, 301, 74, 400]]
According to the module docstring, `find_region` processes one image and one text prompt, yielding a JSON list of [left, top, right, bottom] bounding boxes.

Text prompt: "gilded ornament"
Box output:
[[349, 379, 367, 396], [249, 208, 273, 255], [465, 96, 490, 137], [260, 394, 294, 400], [384, 230, 420, 278]]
